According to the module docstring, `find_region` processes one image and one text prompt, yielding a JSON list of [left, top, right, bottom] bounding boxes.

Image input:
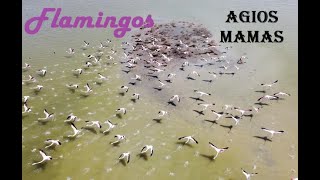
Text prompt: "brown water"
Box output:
[[22, 0, 298, 179]]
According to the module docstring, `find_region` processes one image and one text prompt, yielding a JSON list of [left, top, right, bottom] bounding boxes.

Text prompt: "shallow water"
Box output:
[[22, 0, 297, 179]]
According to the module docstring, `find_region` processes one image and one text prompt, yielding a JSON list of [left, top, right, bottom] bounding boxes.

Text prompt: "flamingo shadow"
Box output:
[[220, 124, 233, 133], [152, 118, 162, 123], [137, 153, 149, 161], [67, 89, 76, 93], [199, 154, 215, 162], [255, 90, 266, 93], [204, 120, 218, 126], [176, 142, 193, 148], [202, 79, 213, 83], [116, 114, 123, 119], [253, 136, 272, 142], [110, 141, 121, 147], [95, 81, 103, 86], [80, 93, 90, 98], [101, 130, 110, 135], [153, 87, 162, 91], [31, 161, 48, 169], [193, 110, 205, 116], [44, 146, 56, 150], [189, 97, 204, 102], [119, 159, 127, 166], [186, 77, 196, 80], [33, 91, 41, 95], [81, 127, 97, 134], [167, 101, 176, 106], [63, 135, 77, 141], [254, 102, 269, 106], [243, 114, 254, 120], [37, 120, 49, 125], [122, 70, 130, 74]]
